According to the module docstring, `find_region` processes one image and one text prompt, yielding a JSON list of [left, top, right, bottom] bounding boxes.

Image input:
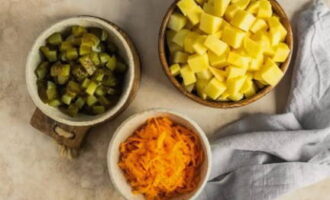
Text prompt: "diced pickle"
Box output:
[[92, 105, 105, 114], [67, 104, 79, 117], [86, 81, 98, 95], [74, 97, 85, 109], [47, 33, 62, 46], [66, 35, 81, 46], [48, 99, 62, 107], [106, 87, 117, 95], [57, 76, 69, 85], [72, 26, 87, 37], [46, 81, 58, 100], [106, 56, 117, 71], [35, 62, 49, 80], [95, 86, 105, 96], [81, 78, 91, 88], [72, 65, 88, 81], [90, 52, 101, 66], [83, 33, 100, 46], [86, 95, 98, 106], [66, 81, 81, 95], [93, 69, 105, 82], [99, 53, 111, 65], [103, 76, 117, 87], [60, 41, 72, 52], [89, 27, 108, 41], [79, 55, 96, 75], [40, 46, 57, 62], [98, 96, 110, 106], [62, 94, 73, 105], [66, 48, 78, 60]]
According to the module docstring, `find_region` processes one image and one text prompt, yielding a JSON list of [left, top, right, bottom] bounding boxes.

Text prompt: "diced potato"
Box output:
[[184, 32, 200, 53], [268, 19, 287, 46], [204, 35, 228, 56], [188, 6, 204, 25], [199, 12, 223, 34], [233, 0, 250, 10], [188, 53, 209, 72], [252, 31, 274, 56], [180, 65, 197, 85], [258, 0, 272, 18], [195, 0, 206, 4], [253, 71, 268, 85], [250, 19, 268, 33], [272, 43, 290, 62], [241, 78, 257, 98], [203, 0, 214, 15], [196, 68, 213, 80], [231, 10, 256, 31], [259, 58, 284, 86], [172, 51, 188, 64], [177, 0, 198, 15], [168, 42, 183, 53], [226, 66, 246, 79], [249, 54, 264, 71], [208, 50, 228, 68], [173, 29, 190, 47], [228, 92, 244, 101], [227, 76, 246, 95], [221, 26, 246, 49], [196, 79, 209, 99], [218, 91, 230, 101], [227, 52, 251, 69], [192, 35, 208, 55], [168, 13, 187, 31], [166, 30, 176, 43], [224, 4, 240, 21], [247, 0, 260, 14], [185, 83, 195, 92], [166, 30, 184, 53], [212, 31, 223, 39], [170, 64, 181, 76], [244, 37, 263, 58], [213, 0, 231, 17], [204, 78, 227, 100], [209, 67, 226, 82]]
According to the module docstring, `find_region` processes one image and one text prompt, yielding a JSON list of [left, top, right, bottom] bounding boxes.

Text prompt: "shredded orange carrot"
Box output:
[[118, 117, 204, 200]]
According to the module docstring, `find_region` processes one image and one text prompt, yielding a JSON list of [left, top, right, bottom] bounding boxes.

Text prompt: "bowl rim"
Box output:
[[26, 16, 141, 126], [158, 0, 294, 109], [107, 108, 212, 200]]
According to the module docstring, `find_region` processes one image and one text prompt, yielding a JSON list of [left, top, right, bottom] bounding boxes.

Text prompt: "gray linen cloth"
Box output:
[[199, 1, 330, 199]]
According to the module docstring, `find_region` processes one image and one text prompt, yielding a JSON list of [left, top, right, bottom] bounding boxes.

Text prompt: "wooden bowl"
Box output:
[[26, 16, 141, 126], [107, 109, 212, 200], [158, 0, 293, 108]]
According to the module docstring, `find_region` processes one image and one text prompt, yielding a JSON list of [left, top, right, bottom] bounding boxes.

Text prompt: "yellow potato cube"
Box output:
[[226, 66, 246, 79], [233, 0, 250, 9], [170, 64, 181, 76], [249, 54, 264, 71], [253, 71, 267, 85], [221, 26, 246, 49], [168, 42, 184, 53], [227, 76, 246, 95], [218, 91, 230, 101], [196, 79, 209, 99], [185, 83, 195, 92], [166, 30, 184, 53], [229, 92, 244, 101], [199, 12, 223, 34], [177, 0, 198, 15], [173, 29, 190, 47], [196, 68, 213, 80], [272, 43, 290, 62], [180, 65, 197, 86], [166, 30, 176, 44], [208, 51, 228, 68], [187, 5, 204, 25], [258, 0, 272, 18], [260, 58, 284, 86], [224, 4, 240, 21], [250, 18, 268, 33], [244, 37, 263, 58], [192, 35, 208, 55], [212, 31, 223, 39], [204, 35, 229, 56], [172, 51, 188, 64], [188, 53, 209, 72], [247, 0, 260, 14], [268, 17, 287, 42], [241, 78, 257, 98], [227, 52, 251, 69], [209, 67, 226, 82], [214, 0, 231, 17], [204, 78, 227, 100], [195, 0, 206, 4], [231, 10, 256, 31], [184, 32, 200, 53], [203, 0, 214, 15], [168, 13, 187, 31], [252, 31, 274, 56]]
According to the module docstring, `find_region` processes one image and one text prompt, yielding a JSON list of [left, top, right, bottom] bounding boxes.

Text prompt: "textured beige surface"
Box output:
[[0, 0, 329, 199]]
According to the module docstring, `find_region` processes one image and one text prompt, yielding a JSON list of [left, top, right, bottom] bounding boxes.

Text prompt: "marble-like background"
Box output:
[[0, 0, 329, 199]]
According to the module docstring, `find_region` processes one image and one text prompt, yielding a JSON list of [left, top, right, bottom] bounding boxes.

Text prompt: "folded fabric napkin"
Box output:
[[199, 1, 330, 199]]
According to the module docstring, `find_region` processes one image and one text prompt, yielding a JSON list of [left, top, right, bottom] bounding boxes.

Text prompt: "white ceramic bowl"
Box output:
[[26, 16, 140, 127], [107, 109, 212, 200]]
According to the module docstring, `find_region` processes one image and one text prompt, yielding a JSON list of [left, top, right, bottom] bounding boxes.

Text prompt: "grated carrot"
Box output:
[[118, 117, 204, 200]]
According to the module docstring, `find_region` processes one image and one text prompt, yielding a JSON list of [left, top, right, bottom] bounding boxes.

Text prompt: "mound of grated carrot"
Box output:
[[118, 117, 204, 200]]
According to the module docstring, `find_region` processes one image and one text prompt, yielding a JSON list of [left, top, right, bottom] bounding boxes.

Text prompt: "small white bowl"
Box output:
[[26, 16, 140, 127], [107, 109, 212, 200]]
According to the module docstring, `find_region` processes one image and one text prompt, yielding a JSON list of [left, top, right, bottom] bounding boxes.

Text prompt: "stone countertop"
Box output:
[[0, 0, 329, 199]]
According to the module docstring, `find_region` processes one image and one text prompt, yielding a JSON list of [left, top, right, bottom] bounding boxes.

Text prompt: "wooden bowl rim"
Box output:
[[158, 0, 294, 109]]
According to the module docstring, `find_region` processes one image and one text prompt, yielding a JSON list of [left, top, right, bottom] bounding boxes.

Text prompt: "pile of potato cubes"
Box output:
[[166, 0, 291, 102]]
